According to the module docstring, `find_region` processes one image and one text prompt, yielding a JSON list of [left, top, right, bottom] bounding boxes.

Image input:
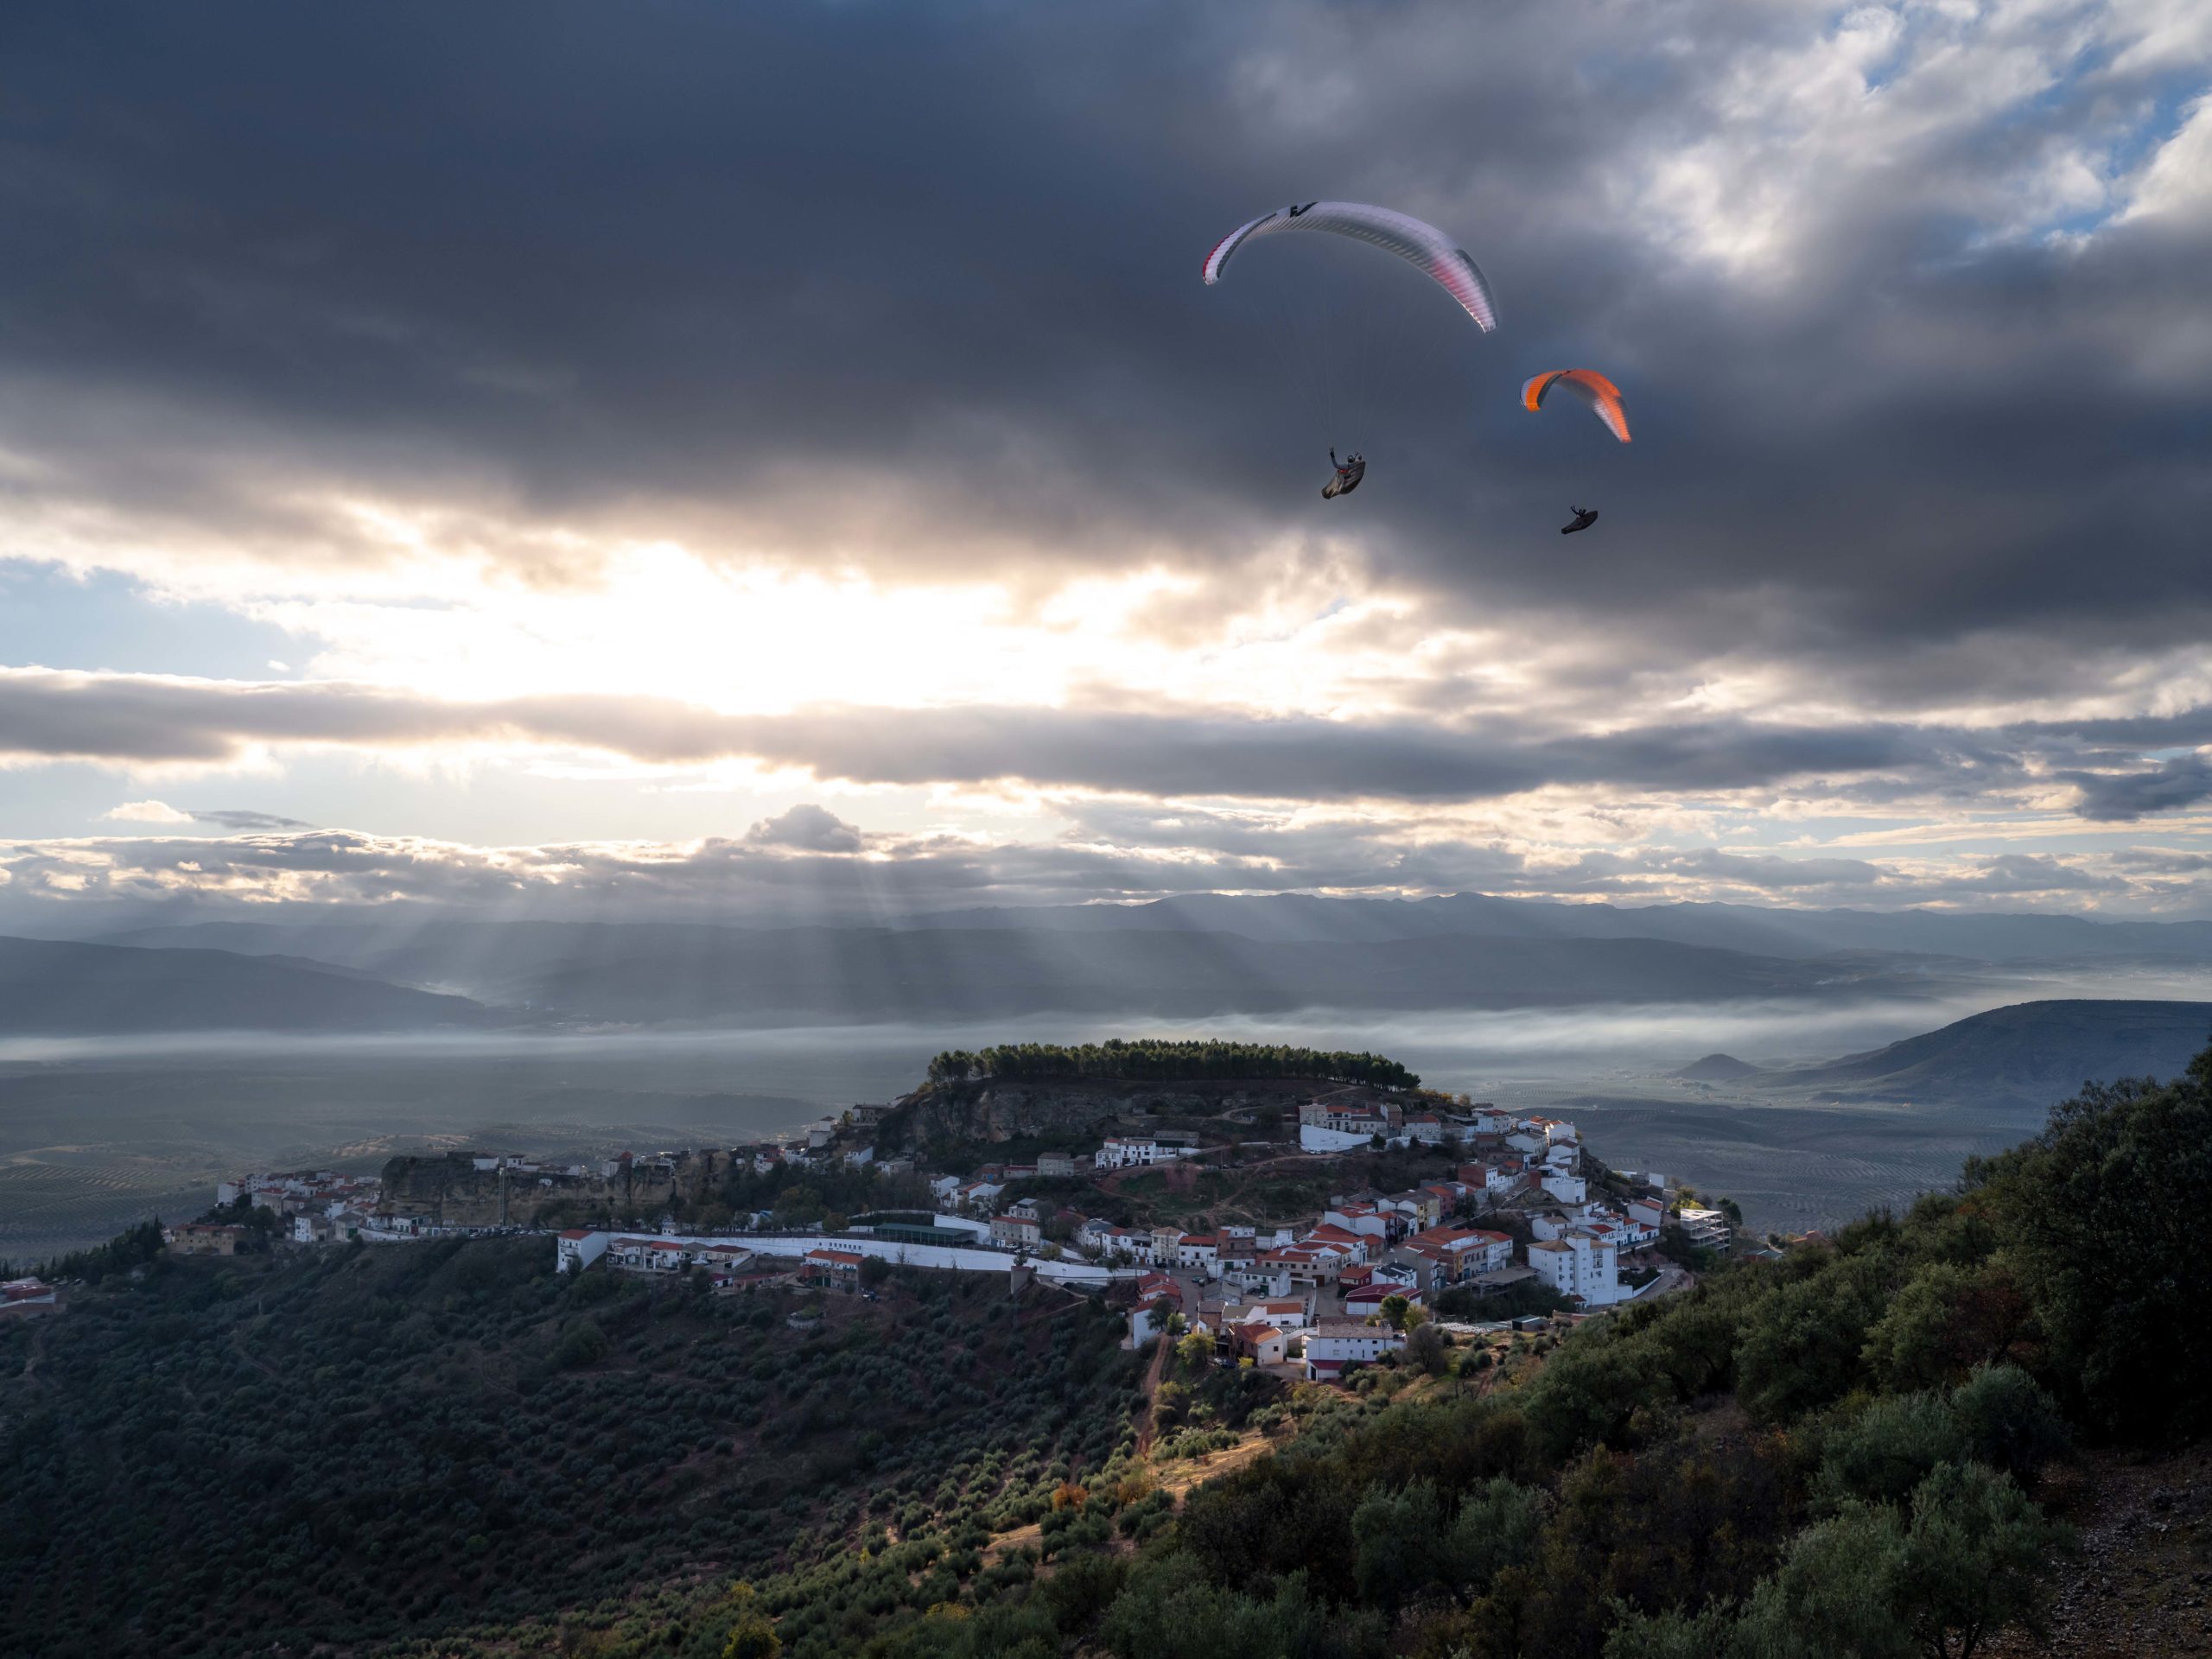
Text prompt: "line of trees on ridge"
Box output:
[[925, 1039, 1419, 1090]]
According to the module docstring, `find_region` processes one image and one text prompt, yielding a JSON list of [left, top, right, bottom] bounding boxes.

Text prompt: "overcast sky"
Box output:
[[2, 0, 2209, 923]]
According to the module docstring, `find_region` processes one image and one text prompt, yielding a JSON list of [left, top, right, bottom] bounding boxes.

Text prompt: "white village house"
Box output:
[[1303, 1319, 1406, 1382]]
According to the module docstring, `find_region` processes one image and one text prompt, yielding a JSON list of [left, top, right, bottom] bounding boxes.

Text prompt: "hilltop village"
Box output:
[[178, 1053, 1740, 1383]]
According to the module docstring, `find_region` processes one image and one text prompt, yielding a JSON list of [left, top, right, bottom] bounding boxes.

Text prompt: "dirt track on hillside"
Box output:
[[1983, 1442, 2212, 1658], [982, 1431, 1274, 1565]]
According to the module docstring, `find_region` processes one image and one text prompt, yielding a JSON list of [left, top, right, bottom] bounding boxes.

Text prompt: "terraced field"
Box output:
[[0, 1154, 220, 1268], [0, 1045, 833, 1259], [1560, 1091, 2032, 1231]]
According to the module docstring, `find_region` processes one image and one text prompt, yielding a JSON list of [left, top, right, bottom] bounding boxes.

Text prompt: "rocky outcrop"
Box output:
[[377, 1149, 742, 1228], [880, 1076, 1379, 1151]]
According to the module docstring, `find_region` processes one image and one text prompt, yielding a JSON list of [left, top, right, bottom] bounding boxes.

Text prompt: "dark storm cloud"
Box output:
[[2064, 753, 2212, 820], [6, 665, 2208, 819], [2, 0, 2206, 671], [2110, 849, 2212, 876], [0, 666, 2023, 803]]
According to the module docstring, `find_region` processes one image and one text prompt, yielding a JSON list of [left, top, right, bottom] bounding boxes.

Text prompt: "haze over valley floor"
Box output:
[[6, 898, 2209, 1256]]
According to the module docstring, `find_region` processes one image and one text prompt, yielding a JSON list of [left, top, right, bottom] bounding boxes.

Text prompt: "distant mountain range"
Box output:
[[1760, 999, 2212, 1105], [871, 893, 2212, 963], [3, 898, 2209, 1121], [99, 889, 2212, 972], [1675, 1000, 2212, 1109], [79, 917, 1962, 1025], [0, 889, 2199, 1039], [0, 936, 505, 1035]]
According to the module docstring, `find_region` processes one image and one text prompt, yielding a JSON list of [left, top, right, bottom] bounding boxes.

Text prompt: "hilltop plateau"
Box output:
[[876, 1039, 1421, 1158], [880, 1074, 1393, 1157]]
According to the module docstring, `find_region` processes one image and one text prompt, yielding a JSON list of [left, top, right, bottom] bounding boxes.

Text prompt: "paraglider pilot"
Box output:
[[1325, 448, 1366, 499], [1561, 505, 1599, 534]]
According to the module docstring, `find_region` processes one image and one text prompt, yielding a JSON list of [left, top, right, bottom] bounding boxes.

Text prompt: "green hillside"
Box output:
[[10, 1044, 2212, 1657], [0, 1238, 1141, 1657]]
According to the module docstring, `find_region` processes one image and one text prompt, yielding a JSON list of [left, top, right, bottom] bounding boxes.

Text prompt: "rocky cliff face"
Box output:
[[377, 1150, 741, 1227], [882, 1076, 1370, 1150]]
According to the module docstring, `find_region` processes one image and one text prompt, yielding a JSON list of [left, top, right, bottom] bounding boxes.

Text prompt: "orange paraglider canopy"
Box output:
[[1521, 369, 1630, 442]]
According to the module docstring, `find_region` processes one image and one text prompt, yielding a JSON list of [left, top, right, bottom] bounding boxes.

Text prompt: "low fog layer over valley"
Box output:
[[5, 893, 2209, 1256]]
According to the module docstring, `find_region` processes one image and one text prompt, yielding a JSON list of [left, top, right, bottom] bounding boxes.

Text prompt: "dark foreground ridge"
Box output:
[[7, 1039, 2212, 1655]]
